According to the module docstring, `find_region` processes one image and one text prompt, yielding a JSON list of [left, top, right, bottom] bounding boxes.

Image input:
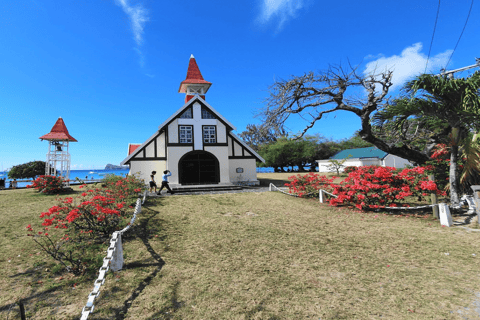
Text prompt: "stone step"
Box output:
[[169, 184, 243, 193]]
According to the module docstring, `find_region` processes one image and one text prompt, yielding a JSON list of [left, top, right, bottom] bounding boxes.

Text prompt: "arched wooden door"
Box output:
[[179, 151, 220, 185]]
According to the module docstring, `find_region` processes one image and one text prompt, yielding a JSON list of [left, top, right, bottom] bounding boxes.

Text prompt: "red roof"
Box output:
[[128, 144, 141, 155], [178, 54, 212, 93], [39, 117, 78, 142]]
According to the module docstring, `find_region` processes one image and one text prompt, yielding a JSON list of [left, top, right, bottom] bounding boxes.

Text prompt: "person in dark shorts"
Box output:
[[149, 171, 157, 193], [157, 170, 174, 195]]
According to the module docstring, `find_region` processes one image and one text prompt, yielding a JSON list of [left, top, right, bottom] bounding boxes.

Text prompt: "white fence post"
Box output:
[[319, 189, 324, 203], [439, 203, 453, 227], [110, 232, 124, 272]]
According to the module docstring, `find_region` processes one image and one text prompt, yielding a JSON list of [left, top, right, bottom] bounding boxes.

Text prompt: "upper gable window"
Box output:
[[201, 107, 215, 119], [179, 108, 193, 119]]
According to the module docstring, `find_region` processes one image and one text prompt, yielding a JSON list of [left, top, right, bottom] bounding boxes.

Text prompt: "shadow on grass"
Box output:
[[146, 281, 183, 320], [0, 286, 63, 318], [112, 206, 166, 320], [258, 178, 290, 187]]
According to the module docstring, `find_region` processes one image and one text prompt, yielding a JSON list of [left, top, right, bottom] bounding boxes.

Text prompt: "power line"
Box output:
[[444, 0, 474, 70], [425, 0, 441, 74]]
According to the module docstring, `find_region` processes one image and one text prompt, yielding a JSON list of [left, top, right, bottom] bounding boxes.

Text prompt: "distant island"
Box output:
[[105, 164, 129, 170]]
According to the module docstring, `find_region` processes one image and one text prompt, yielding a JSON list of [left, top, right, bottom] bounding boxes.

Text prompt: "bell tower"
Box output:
[[39, 117, 77, 185], [178, 54, 212, 103]]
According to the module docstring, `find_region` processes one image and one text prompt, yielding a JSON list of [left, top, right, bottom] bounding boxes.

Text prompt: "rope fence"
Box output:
[[270, 184, 479, 228], [80, 190, 147, 320]]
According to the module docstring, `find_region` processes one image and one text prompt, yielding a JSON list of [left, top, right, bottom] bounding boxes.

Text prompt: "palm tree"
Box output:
[[375, 72, 480, 206]]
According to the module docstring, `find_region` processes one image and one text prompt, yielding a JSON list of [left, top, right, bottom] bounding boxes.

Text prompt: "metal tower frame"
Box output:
[[45, 140, 72, 185]]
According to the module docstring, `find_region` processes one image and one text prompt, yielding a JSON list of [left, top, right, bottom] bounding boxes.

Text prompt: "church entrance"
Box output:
[[179, 151, 220, 185]]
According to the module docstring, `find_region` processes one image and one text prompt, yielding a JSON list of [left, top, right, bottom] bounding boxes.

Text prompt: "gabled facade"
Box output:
[[316, 147, 412, 172], [121, 55, 265, 186]]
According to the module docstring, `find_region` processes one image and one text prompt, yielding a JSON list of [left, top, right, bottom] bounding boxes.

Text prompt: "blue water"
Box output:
[[256, 166, 314, 173], [0, 166, 312, 188], [0, 168, 130, 189]]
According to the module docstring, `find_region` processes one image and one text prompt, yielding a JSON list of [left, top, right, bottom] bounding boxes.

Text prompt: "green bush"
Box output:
[[8, 161, 46, 179]]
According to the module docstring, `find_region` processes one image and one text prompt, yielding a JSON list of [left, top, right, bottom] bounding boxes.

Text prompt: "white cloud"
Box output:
[[363, 43, 452, 91], [115, 0, 149, 45], [258, 0, 307, 30], [115, 0, 149, 67]]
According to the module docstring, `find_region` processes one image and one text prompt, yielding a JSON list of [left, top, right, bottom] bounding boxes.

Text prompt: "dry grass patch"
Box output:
[[257, 171, 344, 188], [1, 188, 480, 319]]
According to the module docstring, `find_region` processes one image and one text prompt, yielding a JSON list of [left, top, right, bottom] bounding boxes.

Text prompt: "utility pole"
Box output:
[[439, 58, 480, 79]]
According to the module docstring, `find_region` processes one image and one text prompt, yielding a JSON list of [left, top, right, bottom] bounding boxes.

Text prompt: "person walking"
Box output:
[[149, 171, 157, 193], [157, 170, 174, 195]]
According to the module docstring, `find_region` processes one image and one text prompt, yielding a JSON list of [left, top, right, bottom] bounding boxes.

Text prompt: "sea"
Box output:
[[0, 166, 307, 188], [0, 169, 130, 189]]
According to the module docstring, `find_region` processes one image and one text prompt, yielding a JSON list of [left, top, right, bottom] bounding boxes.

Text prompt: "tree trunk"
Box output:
[[449, 127, 462, 206], [450, 144, 460, 206]]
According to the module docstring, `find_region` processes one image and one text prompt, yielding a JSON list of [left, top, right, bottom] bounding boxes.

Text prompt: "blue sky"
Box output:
[[1, 0, 479, 170]]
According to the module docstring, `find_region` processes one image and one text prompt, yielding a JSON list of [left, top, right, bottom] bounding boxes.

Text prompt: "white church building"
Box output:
[[121, 55, 265, 186]]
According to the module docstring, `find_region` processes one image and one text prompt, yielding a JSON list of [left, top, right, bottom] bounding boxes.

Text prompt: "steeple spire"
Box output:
[[179, 54, 212, 103], [39, 117, 77, 142]]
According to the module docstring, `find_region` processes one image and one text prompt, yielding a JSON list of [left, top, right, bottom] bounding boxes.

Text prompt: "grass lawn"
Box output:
[[1, 175, 480, 319]]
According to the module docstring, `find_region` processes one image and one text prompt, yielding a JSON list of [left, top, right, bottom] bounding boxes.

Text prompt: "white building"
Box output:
[[121, 55, 265, 186], [316, 147, 412, 173]]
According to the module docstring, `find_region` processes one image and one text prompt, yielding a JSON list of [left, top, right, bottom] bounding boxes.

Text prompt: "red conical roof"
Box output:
[[178, 54, 212, 93], [39, 117, 78, 142]]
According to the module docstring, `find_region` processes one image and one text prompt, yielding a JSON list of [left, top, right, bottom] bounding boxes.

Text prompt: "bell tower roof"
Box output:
[[178, 55, 212, 102], [39, 117, 78, 142]]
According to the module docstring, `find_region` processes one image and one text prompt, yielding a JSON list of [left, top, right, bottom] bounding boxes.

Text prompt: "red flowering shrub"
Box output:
[[26, 175, 145, 275], [28, 175, 65, 194], [343, 166, 357, 174], [285, 173, 335, 197], [328, 165, 445, 211]]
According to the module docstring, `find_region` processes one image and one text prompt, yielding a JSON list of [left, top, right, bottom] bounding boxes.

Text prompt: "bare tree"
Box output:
[[259, 65, 431, 164]]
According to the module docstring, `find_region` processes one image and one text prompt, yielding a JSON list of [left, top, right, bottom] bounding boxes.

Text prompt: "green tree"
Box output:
[[337, 131, 374, 150], [375, 73, 480, 205], [8, 161, 46, 180], [259, 137, 319, 172]]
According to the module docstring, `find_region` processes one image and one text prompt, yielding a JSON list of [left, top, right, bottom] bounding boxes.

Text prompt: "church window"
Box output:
[[203, 126, 216, 144], [179, 108, 193, 119], [179, 125, 193, 143], [201, 107, 216, 119]]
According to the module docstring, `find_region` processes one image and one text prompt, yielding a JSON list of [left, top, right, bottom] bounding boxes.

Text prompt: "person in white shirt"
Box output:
[[157, 170, 174, 195]]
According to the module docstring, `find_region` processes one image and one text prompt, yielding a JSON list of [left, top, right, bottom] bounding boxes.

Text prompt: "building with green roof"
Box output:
[[316, 147, 412, 173]]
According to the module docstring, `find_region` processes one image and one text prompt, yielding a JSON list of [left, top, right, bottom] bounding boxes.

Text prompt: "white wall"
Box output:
[[382, 154, 412, 168], [168, 120, 179, 144], [129, 160, 166, 186], [229, 159, 259, 185], [316, 158, 381, 173]]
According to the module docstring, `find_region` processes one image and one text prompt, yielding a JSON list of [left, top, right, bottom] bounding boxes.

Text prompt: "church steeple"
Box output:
[[178, 54, 212, 103]]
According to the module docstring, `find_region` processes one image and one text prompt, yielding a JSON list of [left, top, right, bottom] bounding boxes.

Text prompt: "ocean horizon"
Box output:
[[0, 168, 130, 189], [0, 166, 301, 189]]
